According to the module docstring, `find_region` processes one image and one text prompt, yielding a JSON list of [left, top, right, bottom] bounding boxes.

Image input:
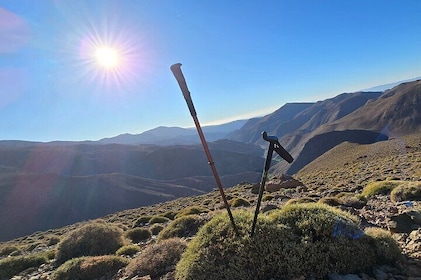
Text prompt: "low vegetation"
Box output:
[[55, 222, 124, 265], [230, 197, 251, 207], [133, 216, 152, 227], [361, 180, 403, 197], [149, 215, 171, 224], [150, 224, 165, 235], [53, 255, 129, 280], [0, 253, 48, 280], [175, 204, 401, 279], [116, 245, 140, 256], [175, 206, 209, 219], [125, 228, 152, 243], [335, 192, 367, 208], [158, 215, 208, 241], [390, 181, 421, 202], [125, 238, 186, 279]]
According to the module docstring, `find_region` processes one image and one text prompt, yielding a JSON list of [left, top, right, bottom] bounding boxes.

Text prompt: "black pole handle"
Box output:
[[262, 131, 293, 163]]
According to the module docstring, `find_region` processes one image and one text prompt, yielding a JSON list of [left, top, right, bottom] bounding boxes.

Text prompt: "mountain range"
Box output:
[[98, 119, 248, 145], [0, 78, 420, 241]]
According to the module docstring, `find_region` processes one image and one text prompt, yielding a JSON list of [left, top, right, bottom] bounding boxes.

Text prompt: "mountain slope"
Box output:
[[0, 140, 263, 241], [321, 80, 421, 135], [0, 141, 263, 180], [281, 80, 421, 174], [0, 172, 207, 241], [228, 103, 314, 143], [229, 92, 382, 152]]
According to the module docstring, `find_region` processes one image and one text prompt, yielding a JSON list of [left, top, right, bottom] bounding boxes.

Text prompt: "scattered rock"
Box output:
[[265, 183, 282, 192], [389, 211, 421, 233], [261, 204, 278, 213]]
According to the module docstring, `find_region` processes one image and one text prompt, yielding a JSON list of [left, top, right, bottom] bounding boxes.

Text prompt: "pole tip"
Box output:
[[170, 63, 182, 71]]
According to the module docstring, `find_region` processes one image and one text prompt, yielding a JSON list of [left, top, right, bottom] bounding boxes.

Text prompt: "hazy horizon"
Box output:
[[1, 1, 421, 142]]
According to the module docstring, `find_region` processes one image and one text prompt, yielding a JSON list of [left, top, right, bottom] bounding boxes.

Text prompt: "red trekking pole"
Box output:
[[170, 63, 238, 235]]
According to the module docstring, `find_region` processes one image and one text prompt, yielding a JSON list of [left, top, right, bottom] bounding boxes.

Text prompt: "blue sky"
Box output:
[[1, 1, 421, 142]]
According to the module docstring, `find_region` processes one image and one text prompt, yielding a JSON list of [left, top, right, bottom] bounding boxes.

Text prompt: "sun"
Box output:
[[95, 47, 119, 69], [76, 24, 150, 92]]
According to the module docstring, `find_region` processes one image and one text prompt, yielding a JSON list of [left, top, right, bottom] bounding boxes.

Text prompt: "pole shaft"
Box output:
[[250, 143, 274, 237], [191, 116, 238, 234]]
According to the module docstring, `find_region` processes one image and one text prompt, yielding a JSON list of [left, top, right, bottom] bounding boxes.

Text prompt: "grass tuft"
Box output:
[[0, 253, 47, 279], [390, 181, 421, 202], [125, 238, 186, 279], [125, 228, 152, 243], [53, 255, 129, 280], [362, 180, 403, 197], [157, 215, 207, 241], [55, 222, 124, 265]]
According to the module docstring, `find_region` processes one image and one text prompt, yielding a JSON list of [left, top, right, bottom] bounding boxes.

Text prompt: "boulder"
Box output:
[[389, 211, 421, 233]]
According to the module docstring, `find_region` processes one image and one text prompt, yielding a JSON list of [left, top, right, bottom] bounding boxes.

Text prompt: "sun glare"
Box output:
[[95, 47, 119, 68], [76, 25, 149, 92]]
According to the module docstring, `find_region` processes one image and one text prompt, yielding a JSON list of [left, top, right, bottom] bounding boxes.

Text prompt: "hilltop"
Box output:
[[0, 132, 420, 279]]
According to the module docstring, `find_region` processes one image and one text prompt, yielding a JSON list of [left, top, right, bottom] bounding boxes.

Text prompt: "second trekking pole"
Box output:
[[250, 131, 294, 237], [170, 63, 238, 235]]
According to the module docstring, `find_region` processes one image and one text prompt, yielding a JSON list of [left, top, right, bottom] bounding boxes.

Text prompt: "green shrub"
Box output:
[[262, 194, 275, 202], [150, 224, 165, 235], [390, 181, 421, 202], [201, 198, 213, 206], [116, 245, 140, 256], [364, 227, 402, 264], [45, 249, 56, 260], [176, 210, 293, 280], [47, 236, 61, 246], [149, 216, 171, 224], [175, 206, 209, 219], [176, 204, 402, 279], [125, 228, 152, 243], [336, 193, 367, 209], [362, 180, 402, 197], [284, 197, 316, 206], [230, 197, 251, 207], [133, 216, 152, 227], [125, 238, 186, 279], [0, 253, 47, 279], [318, 196, 341, 206], [162, 211, 177, 220], [55, 222, 124, 265], [0, 245, 19, 257], [53, 255, 129, 280], [158, 215, 206, 241], [270, 203, 361, 242]]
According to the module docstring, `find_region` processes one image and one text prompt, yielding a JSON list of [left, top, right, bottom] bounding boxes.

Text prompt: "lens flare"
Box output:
[[74, 23, 151, 95]]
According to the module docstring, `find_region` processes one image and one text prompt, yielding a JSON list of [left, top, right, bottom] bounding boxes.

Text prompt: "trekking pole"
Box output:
[[250, 131, 293, 237], [170, 63, 239, 235]]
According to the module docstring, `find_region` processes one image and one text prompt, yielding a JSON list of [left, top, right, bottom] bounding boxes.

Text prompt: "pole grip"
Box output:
[[170, 63, 197, 116], [262, 131, 294, 163]]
